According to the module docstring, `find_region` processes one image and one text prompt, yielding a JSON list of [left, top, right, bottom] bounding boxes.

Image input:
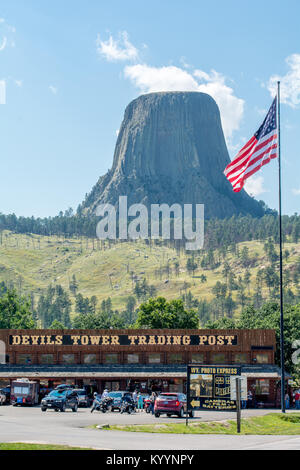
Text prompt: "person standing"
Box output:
[[137, 393, 144, 412], [285, 392, 290, 410], [132, 389, 138, 404], [90, 392, 101, 413], [295, 390, 300, 410], [149, 392, 157, 415], [247, 390, 253, 409]]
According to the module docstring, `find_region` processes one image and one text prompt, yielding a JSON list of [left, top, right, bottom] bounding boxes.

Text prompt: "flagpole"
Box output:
[[277, 81, 285, 413]]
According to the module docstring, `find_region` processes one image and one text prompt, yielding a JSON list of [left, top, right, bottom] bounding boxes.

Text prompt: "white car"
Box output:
[[0, 391, 6, 405]]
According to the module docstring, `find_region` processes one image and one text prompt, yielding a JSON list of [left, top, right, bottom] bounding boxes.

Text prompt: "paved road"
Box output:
[[0, 405, 299, 450]]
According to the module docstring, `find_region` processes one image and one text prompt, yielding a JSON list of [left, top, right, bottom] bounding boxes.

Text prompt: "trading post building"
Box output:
[[0, 328, 287, 407]]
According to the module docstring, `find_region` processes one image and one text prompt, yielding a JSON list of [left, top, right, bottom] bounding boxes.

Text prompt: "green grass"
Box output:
[[102, 413, 300, 435], [0, 230, 299, 316], [0, 442, 92, 450]]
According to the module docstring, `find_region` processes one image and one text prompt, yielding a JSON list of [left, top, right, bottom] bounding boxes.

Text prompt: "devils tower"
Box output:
[[81, 92, 264, 218]]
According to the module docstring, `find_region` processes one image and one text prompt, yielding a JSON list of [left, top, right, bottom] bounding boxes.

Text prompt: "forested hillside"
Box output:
[[0, 213, 299, 328]]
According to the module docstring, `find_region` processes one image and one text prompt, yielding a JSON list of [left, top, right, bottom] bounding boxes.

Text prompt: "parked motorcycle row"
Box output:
[[91, 396, 137, 414]]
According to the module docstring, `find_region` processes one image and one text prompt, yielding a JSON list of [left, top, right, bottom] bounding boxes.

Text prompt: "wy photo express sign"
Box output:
[[9, 333, 238, 347], [187, 365, 241, 411]]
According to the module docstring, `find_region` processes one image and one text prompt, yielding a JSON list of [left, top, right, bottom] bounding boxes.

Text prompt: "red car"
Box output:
[[154, 393, 194, 418]]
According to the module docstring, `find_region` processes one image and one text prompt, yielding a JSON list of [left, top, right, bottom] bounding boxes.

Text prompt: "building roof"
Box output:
[[0, 364, 290, 379]]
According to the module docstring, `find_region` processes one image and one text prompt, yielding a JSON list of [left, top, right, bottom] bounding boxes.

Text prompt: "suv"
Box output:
[[108, 391, 133, 412], [0, 390, 6, 405], [75, 389, 92, 408], [0, 387, 10, 404], [41, 389, 79, 412], [154, 393, 194, 418]]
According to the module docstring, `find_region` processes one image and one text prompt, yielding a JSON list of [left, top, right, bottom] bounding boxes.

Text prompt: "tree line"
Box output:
[[1, 211, 300, 249]]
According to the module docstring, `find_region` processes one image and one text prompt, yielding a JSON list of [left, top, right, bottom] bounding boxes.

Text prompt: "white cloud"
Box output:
[[0, 80, 6, 104], [49, 85, 58, 95], [124, 64, 244, 141], [124, 64, 198, 92], [96, 31, 244, 141], [292, 188, 300, 196], [0, 19, 16, 51], [195, 70, 244, 141], [0, 36, 7, 51], [244, 175, 268, 197], [14, 80, 23, 87], [267, 54, 300, 107], [96, 31, 138, 62]]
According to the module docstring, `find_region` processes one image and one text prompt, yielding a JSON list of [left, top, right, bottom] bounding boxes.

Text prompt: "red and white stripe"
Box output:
[[224, 130, 278, 192]]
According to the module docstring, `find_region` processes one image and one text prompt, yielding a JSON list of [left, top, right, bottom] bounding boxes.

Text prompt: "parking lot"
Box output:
[[1, 404, 300, 450], [0, 402, 280, 425]]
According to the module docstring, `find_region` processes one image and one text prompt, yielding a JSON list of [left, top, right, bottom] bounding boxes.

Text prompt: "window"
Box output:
[[169, 353, 183, 364], [255, 353, 269, 364], [104, 353, 118, 364], [104, 381, 120, 391], [83, 354, 97, 364], [148, 353, 161, 364], [191, 353, 204, 363], [40, 354, 54, 364], [255, 379, 270, 395], [127, 354, 139, 364], [169, 379, 183, 392], [16, 354, 33, 365], [211, 353, 227, 364], [13, 386, 29, 394], [234, 353, 248, 364], [61, 354, 75, 364]]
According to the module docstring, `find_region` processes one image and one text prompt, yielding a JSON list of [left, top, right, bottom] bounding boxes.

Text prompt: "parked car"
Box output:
[[154, 393, 194, 418], [108, 391, 133, 412], [41, 389, 79, 412], [74, 389, 92, 407], [0, 390, 6, 405], [0, 386, 10, 404]]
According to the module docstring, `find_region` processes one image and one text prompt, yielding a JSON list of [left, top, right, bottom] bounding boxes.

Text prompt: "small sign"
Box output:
[[230, 376, 248, 401], [187, 365, 241, 411]]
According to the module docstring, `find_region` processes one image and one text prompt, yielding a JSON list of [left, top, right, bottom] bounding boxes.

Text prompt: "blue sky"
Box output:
[[0, 0, 299, 217]]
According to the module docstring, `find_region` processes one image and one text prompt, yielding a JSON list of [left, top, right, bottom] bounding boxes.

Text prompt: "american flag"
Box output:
[[224, 98, 278, 192]]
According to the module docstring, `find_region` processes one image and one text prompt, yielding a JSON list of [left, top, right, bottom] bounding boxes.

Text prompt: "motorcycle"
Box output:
[[144, 399, 151, 413], [120, 400, 136, 414], [99, 397, 113, 413]]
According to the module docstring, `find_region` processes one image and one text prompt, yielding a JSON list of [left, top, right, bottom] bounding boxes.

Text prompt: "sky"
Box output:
[[0, 0, 300, 217]]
